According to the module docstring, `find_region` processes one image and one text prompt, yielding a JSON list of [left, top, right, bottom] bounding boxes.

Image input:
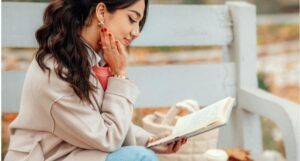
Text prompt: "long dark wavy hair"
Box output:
[[35, 0, 148, 104]]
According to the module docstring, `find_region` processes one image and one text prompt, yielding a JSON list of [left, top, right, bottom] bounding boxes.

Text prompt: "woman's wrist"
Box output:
[[113, 74, 128, 80], [112, 69, 128, 79], [111, 69, 127, 76]]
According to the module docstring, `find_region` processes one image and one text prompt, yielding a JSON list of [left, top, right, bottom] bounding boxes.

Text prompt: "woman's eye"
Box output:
[[128, 16, 137, 24]]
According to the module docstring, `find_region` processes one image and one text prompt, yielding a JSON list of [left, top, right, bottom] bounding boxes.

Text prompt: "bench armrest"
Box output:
[[239, 87, 299, 161]]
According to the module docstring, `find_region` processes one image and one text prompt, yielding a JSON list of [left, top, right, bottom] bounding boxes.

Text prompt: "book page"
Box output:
[[147, 97, 235, 147], [221, 97, 235, 122], [172, 98, 228, 135]]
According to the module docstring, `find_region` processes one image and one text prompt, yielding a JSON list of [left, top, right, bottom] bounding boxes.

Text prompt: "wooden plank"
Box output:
[[2, 63, 236, 112], [2, 2, 233, 48]]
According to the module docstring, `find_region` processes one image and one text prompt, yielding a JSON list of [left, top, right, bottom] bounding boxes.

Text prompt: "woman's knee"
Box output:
[[106, 146, 159, 161], [136, 147, 158, 161]]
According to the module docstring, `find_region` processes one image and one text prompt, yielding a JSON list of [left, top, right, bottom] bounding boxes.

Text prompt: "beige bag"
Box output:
[[142, 99, 219, 161]]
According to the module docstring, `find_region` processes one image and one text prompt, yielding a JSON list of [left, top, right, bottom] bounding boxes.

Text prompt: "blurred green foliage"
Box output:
[[261, 117, 286, 157], [258, 72, 270, 91]]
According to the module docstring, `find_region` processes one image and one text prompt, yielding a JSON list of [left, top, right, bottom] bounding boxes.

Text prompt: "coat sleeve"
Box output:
[[132, 124, 153, 146], [50, 77, 139, 152]]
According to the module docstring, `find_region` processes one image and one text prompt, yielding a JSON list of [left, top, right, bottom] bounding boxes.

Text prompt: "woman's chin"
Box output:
[[122, 39, 131, 46]]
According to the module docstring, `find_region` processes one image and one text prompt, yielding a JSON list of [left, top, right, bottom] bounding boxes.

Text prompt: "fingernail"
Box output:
[[108, 33, 112, 37], [101, 28, 104, 32], [104, 28, 107, 32]]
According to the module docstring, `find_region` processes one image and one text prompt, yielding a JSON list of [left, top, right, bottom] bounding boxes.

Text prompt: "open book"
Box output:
[[146, 97, 235, 147]]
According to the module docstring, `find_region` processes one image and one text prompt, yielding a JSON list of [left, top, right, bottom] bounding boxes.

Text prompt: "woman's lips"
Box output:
[[123, 38, 131, 46]]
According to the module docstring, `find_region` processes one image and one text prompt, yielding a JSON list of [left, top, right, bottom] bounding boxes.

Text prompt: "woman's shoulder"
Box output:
[[25, 56, 74, 100]]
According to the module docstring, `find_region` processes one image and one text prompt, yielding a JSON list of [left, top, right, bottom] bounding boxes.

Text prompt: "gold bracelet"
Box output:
[[113, 74, 128, 80]]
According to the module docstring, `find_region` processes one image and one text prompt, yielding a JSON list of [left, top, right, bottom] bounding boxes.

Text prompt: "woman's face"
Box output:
[[99, 0, 145, 46]]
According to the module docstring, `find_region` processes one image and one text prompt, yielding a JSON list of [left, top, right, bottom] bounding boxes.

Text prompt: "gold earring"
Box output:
[[98, 20, 104, 27]]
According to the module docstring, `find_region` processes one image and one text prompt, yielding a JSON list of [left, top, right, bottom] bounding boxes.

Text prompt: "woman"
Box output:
[[4, 0, 187, 161]]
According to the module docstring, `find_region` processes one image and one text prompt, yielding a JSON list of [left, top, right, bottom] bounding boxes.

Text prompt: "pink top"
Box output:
[[92, 65, 112, 91]]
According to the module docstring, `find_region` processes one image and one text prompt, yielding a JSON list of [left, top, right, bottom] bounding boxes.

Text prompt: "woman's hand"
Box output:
[[147, 131, 188, 154], [99, 27, 128, 76]]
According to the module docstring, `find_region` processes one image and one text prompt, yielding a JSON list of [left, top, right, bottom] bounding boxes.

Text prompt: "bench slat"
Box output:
[[2, 2, 233, 48], [130, 63, 236, 107], [2, 63, 236, 111], [3, 2, 45, 48], [2, 71, 26, 112]]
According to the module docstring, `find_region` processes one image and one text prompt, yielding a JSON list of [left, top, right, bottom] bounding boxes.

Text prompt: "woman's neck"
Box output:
[[80, 24, 100, 53]]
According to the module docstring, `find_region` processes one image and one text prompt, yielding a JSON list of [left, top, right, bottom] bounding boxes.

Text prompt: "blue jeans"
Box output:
[[105, 146, 159, 161]]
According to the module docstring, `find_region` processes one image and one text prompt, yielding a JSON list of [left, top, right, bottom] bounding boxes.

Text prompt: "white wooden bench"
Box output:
[[2, 2, 299, 161]]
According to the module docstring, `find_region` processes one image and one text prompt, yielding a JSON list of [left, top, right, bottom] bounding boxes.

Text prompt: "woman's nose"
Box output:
[[131, 29, 140, 38]]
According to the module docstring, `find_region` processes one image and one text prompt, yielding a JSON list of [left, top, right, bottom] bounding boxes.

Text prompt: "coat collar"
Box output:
[[80, 38, 106, 67]]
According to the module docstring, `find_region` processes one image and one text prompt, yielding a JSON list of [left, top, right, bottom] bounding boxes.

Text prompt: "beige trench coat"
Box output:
[[4, 55, 152, 161]]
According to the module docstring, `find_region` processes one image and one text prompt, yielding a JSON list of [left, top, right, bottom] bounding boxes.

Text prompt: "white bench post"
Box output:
[[218, 2, 263, 155]]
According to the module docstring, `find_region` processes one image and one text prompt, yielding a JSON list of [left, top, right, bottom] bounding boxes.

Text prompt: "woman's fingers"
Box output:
[[99, 27, 125, 57], [184, 138, 188, 144], [167, 142, 176, 153], [151, 138, 189, 154], [172, 140, 183, 152], [116, 39, 127, 56], [99, 28, 107, 51], [102, 28, 111, 52], [108, 32, 118, 53], [115, 40, 122, 54], [102, 28, 121, 56], [97, 27, 128, 75]]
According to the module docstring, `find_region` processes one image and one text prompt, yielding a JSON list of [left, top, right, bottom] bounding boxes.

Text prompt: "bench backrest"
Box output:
[[3, 2, 255, 108], [2, 1, 262, 155]]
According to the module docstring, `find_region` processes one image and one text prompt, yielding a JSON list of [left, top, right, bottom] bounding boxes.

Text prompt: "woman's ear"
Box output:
[[95, 2, 106, 24]]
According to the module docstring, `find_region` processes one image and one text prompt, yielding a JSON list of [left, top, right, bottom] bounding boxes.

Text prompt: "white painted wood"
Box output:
[[239, 88, 299, 161], [2, 2, 45, 48], [129, 63, 236, 107], [228, 2, 258, 89], [218, 2, 263, 155], [2, 71, 27, 112], [2, 2, 233, 48], [133, 4, 233, 46], [2, 63, 236, 111], [221, 46, 232, 62]]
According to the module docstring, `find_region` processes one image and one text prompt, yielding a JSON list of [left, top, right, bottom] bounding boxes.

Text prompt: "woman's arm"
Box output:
[[131, 124, 153, 146], [50, 77, 139, 152]]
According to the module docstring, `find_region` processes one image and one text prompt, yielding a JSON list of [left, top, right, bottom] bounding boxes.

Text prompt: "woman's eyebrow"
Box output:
[[129, 10, 141, 18]]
